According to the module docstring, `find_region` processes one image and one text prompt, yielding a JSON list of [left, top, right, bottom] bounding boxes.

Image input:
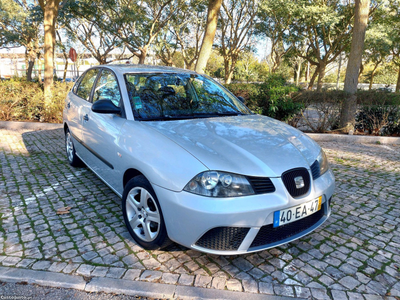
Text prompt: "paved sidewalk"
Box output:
[[0, 127, 399, 300]]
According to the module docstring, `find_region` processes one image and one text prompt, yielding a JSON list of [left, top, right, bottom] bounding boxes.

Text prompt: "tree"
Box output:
[[256, 0, 294, 73], [172, 0, 207, 70], [155, 0, 207, 70], [218, 0, 258, 84], [195, 0, 223, 73], [0, 0, 42, 81], [97, 0, 182, 64], [291, 0, 356, 91], [340, 0, 370, 133], [155, 31, 178, 67], [363, 23, 391, 90], [61, 0, 122, 65], [256, 0, 356, 90]]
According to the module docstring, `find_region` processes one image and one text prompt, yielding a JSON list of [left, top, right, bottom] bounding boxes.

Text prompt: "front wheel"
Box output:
[[122, 175, 171, 250]]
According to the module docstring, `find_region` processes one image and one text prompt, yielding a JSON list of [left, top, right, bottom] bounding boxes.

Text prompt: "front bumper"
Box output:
[[153, 169, 335, 255]]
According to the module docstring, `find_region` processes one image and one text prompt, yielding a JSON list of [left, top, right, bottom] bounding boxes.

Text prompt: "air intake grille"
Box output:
[[281, 168, 310, 198], [310, 160, 320, 179], [250, 206, 325, 249], [246, 176, 275, 194], [195, 227, 250, 251]]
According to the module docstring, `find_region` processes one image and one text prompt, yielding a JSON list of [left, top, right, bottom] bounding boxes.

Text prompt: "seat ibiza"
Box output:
[[63, 65, 335, 255]]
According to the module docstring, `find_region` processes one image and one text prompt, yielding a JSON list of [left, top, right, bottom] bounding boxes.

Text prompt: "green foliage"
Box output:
[[0, 78, 72, 123], [226, 74, 302, 121], [360, 63, 398, 84], [234, 52, 269, 82]]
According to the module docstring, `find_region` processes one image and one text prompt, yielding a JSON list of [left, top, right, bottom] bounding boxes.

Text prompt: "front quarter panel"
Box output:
[[117, 121, 208, 192]]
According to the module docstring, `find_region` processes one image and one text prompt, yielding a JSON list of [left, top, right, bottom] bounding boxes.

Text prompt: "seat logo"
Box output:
[[294, 176, 305, 189]]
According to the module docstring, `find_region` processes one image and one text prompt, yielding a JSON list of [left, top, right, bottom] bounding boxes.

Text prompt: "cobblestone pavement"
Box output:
[[0, 128, 399, 300]]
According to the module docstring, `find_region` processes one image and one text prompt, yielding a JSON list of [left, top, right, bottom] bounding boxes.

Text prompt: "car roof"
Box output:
[[101, 64, 198, 75]]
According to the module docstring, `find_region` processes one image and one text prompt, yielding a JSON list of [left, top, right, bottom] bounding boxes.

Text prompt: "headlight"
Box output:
[[183, 171, 254, 197], [317, 149, 329, 176]]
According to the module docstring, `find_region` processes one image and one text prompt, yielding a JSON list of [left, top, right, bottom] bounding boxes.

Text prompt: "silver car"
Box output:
[[63, 65, 335, 255]]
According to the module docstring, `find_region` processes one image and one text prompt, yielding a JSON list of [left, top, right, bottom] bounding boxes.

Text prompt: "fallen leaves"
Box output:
[[56, 206, 72, 215]]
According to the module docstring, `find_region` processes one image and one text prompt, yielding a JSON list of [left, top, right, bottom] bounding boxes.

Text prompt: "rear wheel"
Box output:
[[122, 175, 171, 250], [65, 129, 84, 167]]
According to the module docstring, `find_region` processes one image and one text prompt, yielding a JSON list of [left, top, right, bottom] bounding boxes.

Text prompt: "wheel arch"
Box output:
[[63, 122, 69, 134], [123, 168, 144, 189]]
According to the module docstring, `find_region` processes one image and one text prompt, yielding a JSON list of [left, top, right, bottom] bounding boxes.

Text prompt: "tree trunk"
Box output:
[[396, 66, 400, 93], [340, 0, 370, 133], [42, 0, 59, 106], [38, 62, 42, 83], [186, 62, 194, 70], [336, 53, 342, 90], [225, 70, 234, 84], [195, 0, 223, 73], [358, 63, 364, 81], [296, 62, 301, 86], [306, 61, 310, 82], [138, 48, 147, 64], [224, 59, 230, 83], [369, 71, 374, 90], [25, 51, 29, 80], [63, 59, 68, 81], [317, 62, 326, 91], [308, 65, 319, 90], [27, 61, 35, 81]]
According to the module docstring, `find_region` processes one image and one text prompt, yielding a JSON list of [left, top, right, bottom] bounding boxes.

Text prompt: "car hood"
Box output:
[[144, 115, 321, 177]]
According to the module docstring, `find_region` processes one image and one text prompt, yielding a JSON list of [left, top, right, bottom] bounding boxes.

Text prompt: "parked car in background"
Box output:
[[63, 65, 335, 254]]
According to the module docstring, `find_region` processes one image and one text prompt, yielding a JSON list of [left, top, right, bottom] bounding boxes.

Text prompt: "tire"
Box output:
[[122, 175, 172, 250], [65, 129, 84, 167]]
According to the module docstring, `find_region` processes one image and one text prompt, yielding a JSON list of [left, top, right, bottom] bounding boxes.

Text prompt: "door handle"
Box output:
[[83, 114, 89, 121], [67, 102, 70, 109]]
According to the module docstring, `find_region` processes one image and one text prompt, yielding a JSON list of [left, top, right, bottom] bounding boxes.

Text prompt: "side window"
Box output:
[[93, 69, 121, 107], [76, 69, 99, 101]]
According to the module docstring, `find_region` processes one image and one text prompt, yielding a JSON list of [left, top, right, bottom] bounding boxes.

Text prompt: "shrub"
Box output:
[[293, 90, 348, 132], [226, 74, 302, 122], [0, 78, 72, 123], [355, 90, 400, 135], [294, 89, 400, 135]]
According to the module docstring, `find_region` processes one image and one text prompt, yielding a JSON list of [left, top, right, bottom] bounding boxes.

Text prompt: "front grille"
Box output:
[[281, 168, 310, 198], [250, 206, 325, 249], [195, 227, 250, 251], [310, 160, 320, 179], [247, 176, 275, 194]]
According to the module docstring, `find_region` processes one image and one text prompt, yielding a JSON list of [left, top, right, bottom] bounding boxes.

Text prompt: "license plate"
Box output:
[[273, 196, 322, 228]]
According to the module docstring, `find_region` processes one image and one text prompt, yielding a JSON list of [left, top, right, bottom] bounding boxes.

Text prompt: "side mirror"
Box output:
[[91, 99, 121, 114], [237, 96, 245, 103]]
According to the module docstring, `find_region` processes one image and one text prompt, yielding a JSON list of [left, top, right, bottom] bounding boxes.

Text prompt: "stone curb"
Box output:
[[0, 267, 86, 290], [306, 133, 400, 144], [1, 120, 399, 145], [0, 267, 300, 300], [0, 121, 62, 130]]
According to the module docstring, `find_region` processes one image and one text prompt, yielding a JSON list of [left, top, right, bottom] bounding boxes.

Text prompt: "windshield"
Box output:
[[124, 73, 251, 121]]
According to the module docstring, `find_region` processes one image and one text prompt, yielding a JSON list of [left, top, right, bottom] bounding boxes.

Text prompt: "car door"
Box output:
[[66, 68, 100, 155], [81, 68, 126, 191]]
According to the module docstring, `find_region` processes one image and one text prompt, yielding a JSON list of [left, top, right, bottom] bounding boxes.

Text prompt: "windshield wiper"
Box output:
[[192, 111, 244, 117], [138, 115, 196, 121], [138, 111, 244, 121]]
